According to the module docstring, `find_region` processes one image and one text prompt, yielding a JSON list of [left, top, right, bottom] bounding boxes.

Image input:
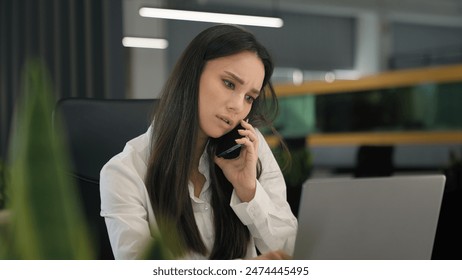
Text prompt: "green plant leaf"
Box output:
[[6, 59, 93, 259], [142, 217, 186, 260], [0, 160, 6, 210]]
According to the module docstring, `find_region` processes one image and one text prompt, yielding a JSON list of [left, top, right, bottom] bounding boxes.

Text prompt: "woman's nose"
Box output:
[[226, 92, 246, 114]]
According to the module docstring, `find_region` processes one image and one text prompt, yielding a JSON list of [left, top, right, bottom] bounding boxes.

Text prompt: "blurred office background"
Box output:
[[2, 0, 462, 164], [1, 0, 462, 258]]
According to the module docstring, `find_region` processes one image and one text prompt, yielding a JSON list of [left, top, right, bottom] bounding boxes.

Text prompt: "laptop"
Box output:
[[293, 175, 446, 260]]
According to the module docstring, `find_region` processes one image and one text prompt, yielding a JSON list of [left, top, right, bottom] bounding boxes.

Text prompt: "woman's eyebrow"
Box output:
[[224, 71, 260, 95]]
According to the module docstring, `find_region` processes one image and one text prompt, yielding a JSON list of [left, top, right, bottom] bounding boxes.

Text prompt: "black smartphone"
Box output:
[[215, 123, 244, 159]]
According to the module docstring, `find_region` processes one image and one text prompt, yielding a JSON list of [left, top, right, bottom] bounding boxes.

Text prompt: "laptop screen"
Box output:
[[293, 175, 445, 260]]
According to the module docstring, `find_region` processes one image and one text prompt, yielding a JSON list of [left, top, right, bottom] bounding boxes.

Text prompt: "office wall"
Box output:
[[390, 22, 462, 68], [166, 12, 356, 73], [124, 1, 462, 98], [122, 0, 167, 99]]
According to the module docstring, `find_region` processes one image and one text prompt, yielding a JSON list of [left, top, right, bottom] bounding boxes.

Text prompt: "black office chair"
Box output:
[[54, 98, 158, 259], [354, 145, 394, 178]]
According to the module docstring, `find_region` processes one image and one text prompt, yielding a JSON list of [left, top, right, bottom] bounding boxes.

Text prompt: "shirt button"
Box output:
[[248, 207, 255, 217], [204, 205, 209, 211]]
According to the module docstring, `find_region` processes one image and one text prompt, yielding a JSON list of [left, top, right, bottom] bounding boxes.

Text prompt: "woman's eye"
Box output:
[[223, 80, 235, 90], [245, 95, 255, 103]]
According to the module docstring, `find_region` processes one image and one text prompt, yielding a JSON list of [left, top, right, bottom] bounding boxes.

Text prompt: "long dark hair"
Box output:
[[145, 25, 279, 259]]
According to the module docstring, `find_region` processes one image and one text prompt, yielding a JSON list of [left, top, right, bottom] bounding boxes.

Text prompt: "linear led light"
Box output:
[[139, 7, 284, 28], [122, 37, 169, 49]]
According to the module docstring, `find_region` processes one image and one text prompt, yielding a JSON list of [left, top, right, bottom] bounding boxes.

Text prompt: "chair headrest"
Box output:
[[54, 98, 158, 181]]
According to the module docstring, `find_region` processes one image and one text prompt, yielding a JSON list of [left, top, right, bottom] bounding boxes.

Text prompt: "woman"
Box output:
[[100, 24, 297, 260]]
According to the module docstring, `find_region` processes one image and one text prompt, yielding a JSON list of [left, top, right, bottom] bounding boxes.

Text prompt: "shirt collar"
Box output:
[[188, 147, 211, 201]]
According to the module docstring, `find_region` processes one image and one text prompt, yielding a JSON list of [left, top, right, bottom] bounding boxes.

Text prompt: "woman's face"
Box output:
[[198, 51, 265, 139]]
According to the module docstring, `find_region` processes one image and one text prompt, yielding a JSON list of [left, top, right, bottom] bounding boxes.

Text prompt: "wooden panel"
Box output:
[[265, 131, 462, 147], [274, 64, 462, 97]]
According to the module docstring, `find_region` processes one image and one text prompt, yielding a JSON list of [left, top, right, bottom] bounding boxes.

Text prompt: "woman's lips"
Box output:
[[217, 115, 234, 127]]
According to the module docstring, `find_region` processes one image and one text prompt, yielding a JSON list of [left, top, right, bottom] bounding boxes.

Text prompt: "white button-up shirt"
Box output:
[[100, 126, 298, 259]]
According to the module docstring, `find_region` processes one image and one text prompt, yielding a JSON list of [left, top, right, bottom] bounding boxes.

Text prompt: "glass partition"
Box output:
[[269, 64, 462, 145], [313, 81, 462, 133]]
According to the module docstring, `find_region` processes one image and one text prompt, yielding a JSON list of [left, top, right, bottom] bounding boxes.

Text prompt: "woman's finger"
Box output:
[[238, 129, 257, 143]]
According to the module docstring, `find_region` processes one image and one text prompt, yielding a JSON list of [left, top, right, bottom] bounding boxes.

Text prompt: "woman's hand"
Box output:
[[214, 119, 259, 202]]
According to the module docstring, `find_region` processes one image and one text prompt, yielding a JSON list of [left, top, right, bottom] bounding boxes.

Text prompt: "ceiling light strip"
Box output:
[[122, 37, 169, 49], [139, 7, 283, 28]]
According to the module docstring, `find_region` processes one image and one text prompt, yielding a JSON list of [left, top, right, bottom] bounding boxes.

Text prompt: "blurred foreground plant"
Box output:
[[0, 160, 6, 210], [143, 217, 186, 260], [0, 59, 93, 259], [0, 59, 184, 260]]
